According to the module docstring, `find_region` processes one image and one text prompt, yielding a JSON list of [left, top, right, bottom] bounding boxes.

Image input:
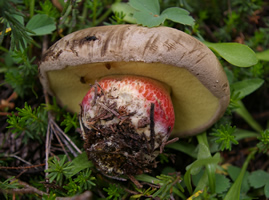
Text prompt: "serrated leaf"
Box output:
[[129, 0, 160, 14], [248, 170, 269, 189], [111, 2, 137, 23], [204, 42, 258, 67], [256, 49, 269, 61], [227, 166, 250, 193], [230, 78, 264, 99], [129, 0, 194, 27], [26, 14, 56, 36], [162, 7, 194, 26], [129, 0, 164, 27], [215, 174, 231, 194]]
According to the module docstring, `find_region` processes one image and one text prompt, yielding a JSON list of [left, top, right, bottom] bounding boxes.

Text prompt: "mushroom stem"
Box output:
[[80, 75, 175, 175]]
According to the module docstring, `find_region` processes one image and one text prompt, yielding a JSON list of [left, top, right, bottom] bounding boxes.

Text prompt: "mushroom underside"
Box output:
[[46, 61, 228, 137]]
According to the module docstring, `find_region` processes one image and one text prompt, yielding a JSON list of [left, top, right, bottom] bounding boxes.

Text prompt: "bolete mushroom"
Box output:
[[39, 25, 230, 176]]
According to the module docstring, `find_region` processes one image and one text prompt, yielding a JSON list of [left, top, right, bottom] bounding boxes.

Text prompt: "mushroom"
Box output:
[[39, 25, 230, 176]]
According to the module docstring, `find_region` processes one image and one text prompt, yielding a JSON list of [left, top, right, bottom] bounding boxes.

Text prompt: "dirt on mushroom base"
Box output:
[[80, 82, 167, 176], [81, 110, 162, 176], [79, 75, 176, 177]]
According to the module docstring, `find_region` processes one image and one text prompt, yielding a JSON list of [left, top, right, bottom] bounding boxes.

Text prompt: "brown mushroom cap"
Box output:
[[39, 25, 230, 137]]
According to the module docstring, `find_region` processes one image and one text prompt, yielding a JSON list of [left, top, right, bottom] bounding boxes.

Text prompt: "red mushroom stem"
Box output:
[[80, 75, 175, 176]]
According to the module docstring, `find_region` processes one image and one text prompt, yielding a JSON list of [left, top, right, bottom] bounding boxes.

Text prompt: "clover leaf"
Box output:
[[127, 0, 194, 27], [248, 170, 269, 198]]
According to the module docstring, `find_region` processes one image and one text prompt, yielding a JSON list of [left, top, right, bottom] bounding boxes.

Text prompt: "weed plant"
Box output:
[[0, 0, 269, 199]]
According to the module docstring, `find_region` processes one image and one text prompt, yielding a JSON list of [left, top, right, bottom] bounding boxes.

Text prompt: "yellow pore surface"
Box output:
[[47, 62, 219, 135]]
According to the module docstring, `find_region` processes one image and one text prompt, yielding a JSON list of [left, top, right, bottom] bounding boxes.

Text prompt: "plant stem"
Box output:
[[29, 0, 35, 18], [92, 0, 97, 26], [235, 100, 263, 133], [224, 148, 257, 200], [196, 132, 216, 194], [81, 2, 88, 25], [94, 0, 121, 26]]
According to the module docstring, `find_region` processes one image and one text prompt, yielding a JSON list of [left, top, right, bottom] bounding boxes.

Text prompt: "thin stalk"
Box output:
[[94, 8, 112, 25], [224, 148, 257, 200], [91, 0, 97, 26], [29, 0, 35, 18], [197, 132, 209, 148], [235, 100, 263, 132], [81, 2, 88, 24], [94, 0, 121, 26], [196, 132, 216, 194]]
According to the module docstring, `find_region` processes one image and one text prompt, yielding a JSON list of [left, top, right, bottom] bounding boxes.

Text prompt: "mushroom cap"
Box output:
[[39, 25, 230, 137]]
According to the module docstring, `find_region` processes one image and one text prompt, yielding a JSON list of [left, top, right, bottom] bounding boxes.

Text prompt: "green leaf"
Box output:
[[111, 2, 137, 23], [234, 129, 259, 141], [184, 134, 220, 194], [235, 101, 263, 133], [211, 125, 238, 151], [204, 42, 258, 67], [265, 183, 269, 198], [133, 11, 166, 27], [190, 133, 219, 194], [129, 0, 164, 27], [26, 14, 56, 36], [184, 153, 220, 194], [227, 166, 250, 193], [129, 0, 160, 14], [224, 149, 257, 200], [67, 152, 93, 178], [193, 171, 231, 194], [135, 174, 160, 184], [248, 170, 269, 189], [257, 129, 269, 153], [215, 174, 231, 194], [162, 7, 194, 26], [256, 49, 269, 61], [230, 78, 264, 99], [129, 0, 194, 27], [7, 14, 24, 27], [166, 141, 197, 158], [60, 112, 79, 133]]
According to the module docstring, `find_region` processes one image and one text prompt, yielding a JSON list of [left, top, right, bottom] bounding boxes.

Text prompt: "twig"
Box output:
[[96, 81, 105, 97], [44, 89, 81, 162], [0, 163, 45, 170], [0, 177, 48, 197], [45, 117, 53, 190], [52, 0, 63, 12], [97, 101, 120, 117], [56, 191, 93, 200], [3, 153, 33, 166], [44, 89, 53, 191], [42, 35, 48, 55], [91, 84, 98, 107], [128, 174, 143, 189], [0, 112, 17, 116], [150, 103, 155, 152], [160, 137, 179, 154], [52, 120, 82, 155], [51, 122, 71, 161]]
